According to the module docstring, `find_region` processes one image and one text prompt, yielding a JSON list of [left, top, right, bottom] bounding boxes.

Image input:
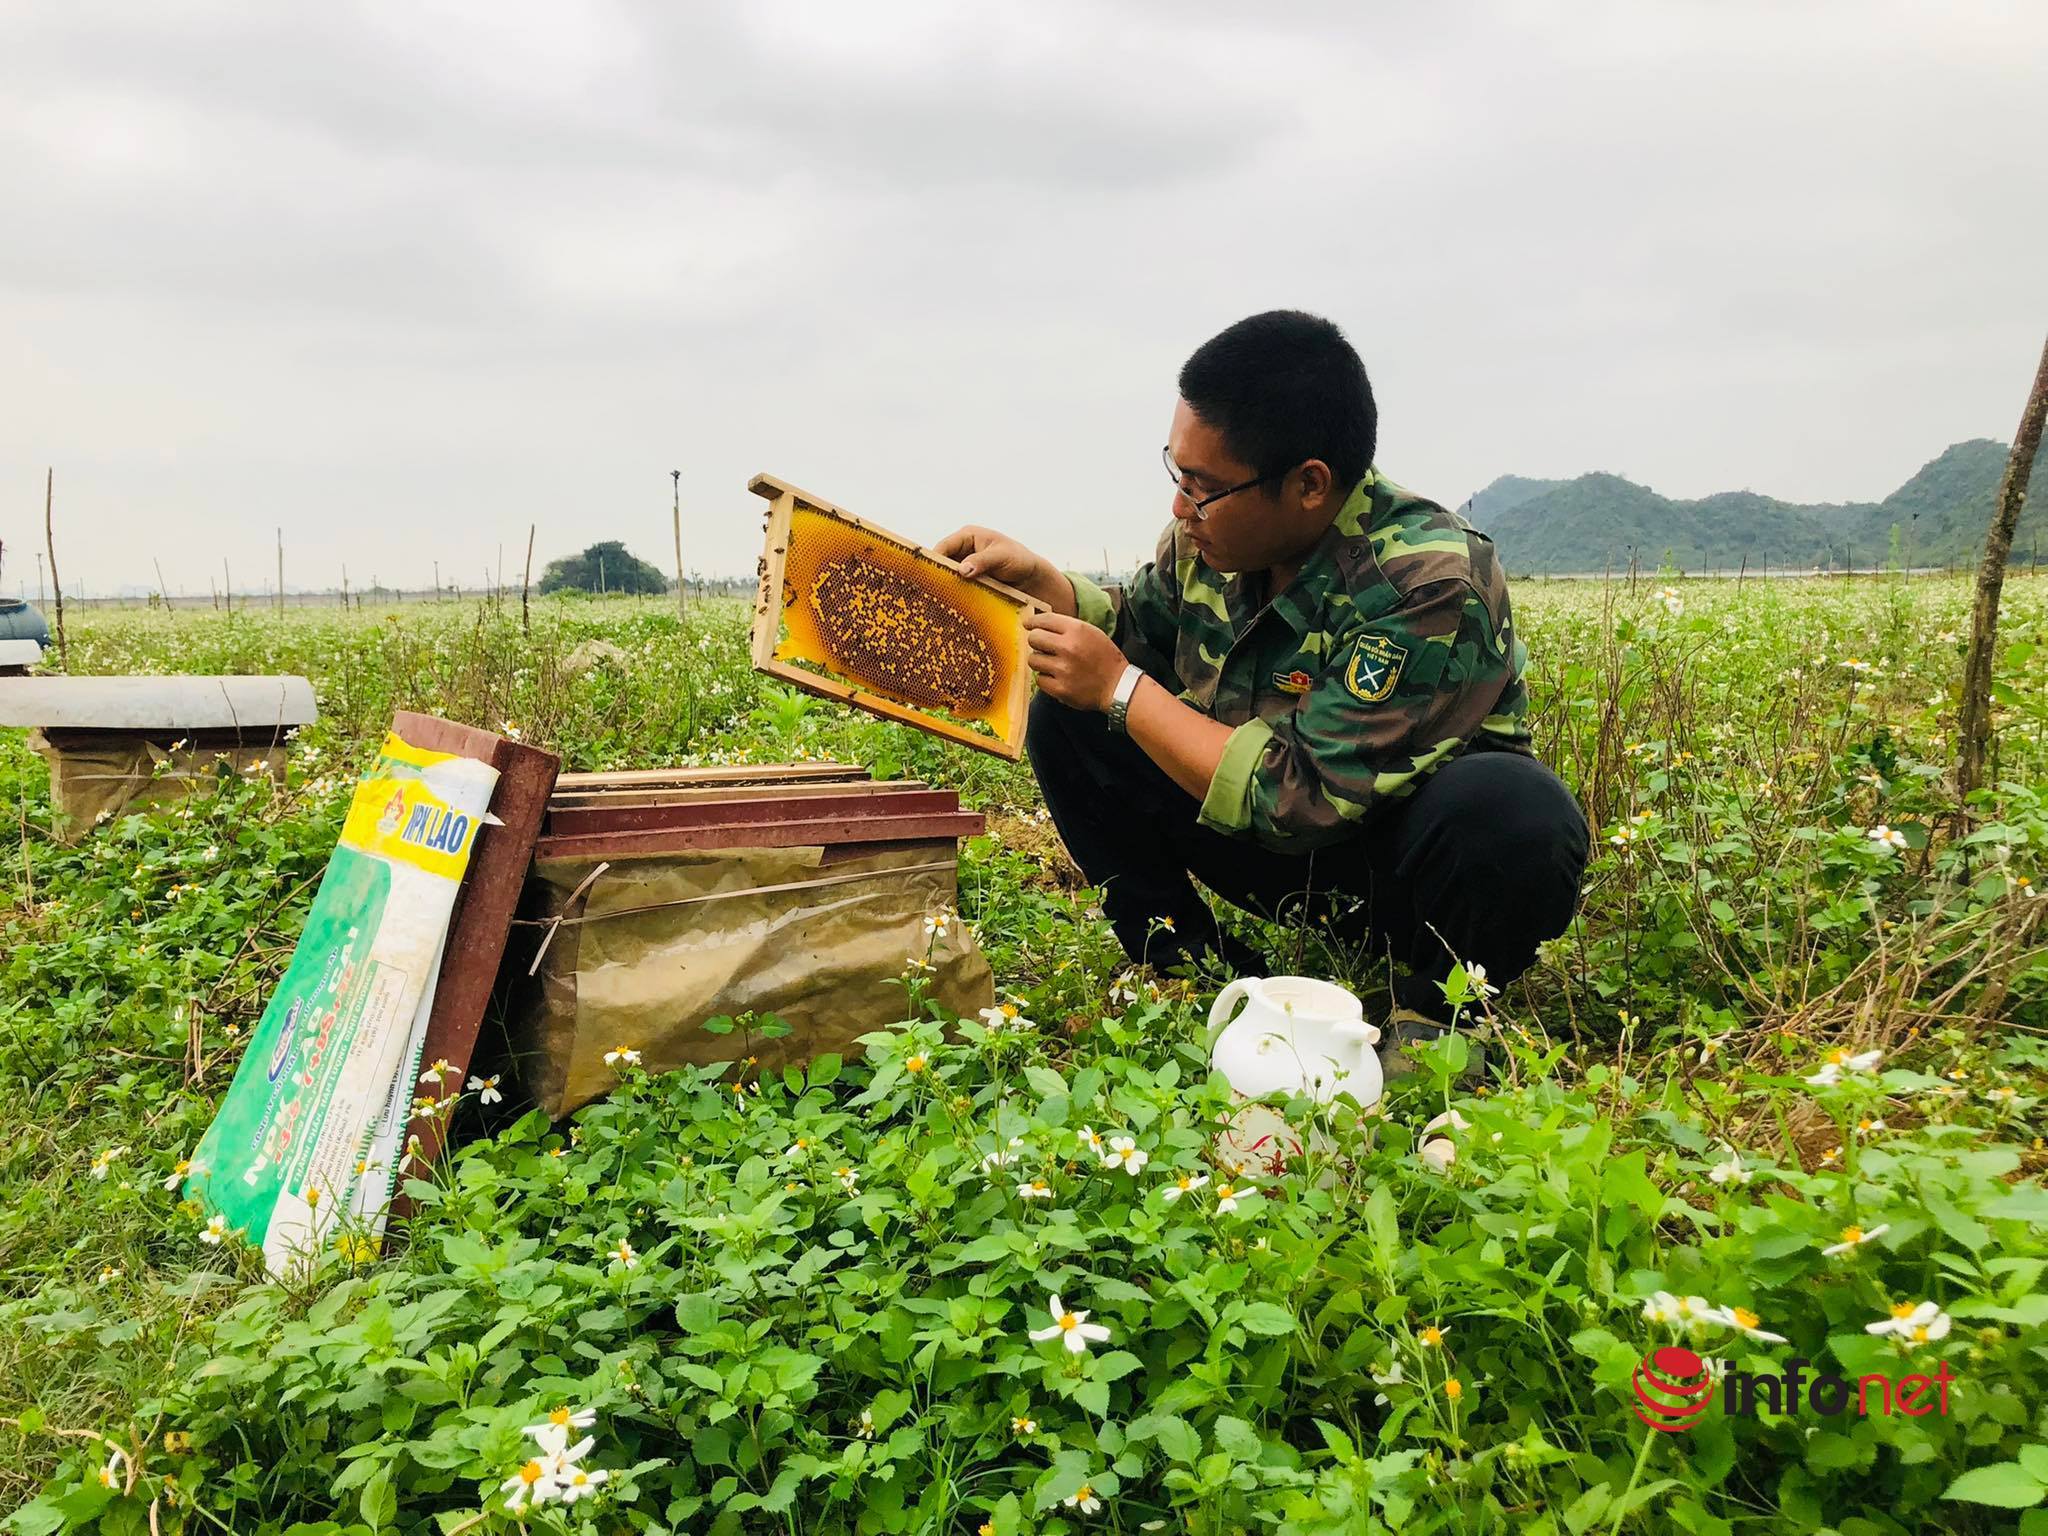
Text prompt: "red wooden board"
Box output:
[[387, 712, 560, 1214], [546, 787, 960, 837], [534, 810, 985, 862]]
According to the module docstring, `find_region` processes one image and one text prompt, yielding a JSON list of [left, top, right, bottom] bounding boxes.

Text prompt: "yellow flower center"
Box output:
[[1840, 1226, 1863, 1244], [1892, 1301, 1915, 1319], [1732, 1307, 1761, 1329], [1058, 1313, 1080, 1331], [1445, 1378, 1464, 1399], [551, 1408, 572, 1425], [519, 1461, 545, 1485], [1076, 1485, 1094, 1500], [1826, 1048, 1848, 1065], [1421, 1326, 1444, 1346], [906, 1055, 926, 1072], [1000, 1003, 1018, 1018]]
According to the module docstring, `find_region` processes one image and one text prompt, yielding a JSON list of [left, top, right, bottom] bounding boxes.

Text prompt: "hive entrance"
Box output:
[[748, 474, 1042, 760]]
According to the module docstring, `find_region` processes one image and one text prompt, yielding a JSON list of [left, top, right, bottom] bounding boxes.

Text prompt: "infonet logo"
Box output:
[[1631, 1347, 1956, 1433]]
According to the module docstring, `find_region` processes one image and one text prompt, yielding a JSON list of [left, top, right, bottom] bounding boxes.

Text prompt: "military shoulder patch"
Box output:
[[1343, 632, 1409, 704]]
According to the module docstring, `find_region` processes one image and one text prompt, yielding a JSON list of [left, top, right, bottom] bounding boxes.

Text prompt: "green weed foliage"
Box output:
[[2, 577, 2046, 1535]]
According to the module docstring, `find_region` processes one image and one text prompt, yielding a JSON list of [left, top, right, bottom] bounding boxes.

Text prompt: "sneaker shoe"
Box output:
[[1380, 1007, 1488, 1085]]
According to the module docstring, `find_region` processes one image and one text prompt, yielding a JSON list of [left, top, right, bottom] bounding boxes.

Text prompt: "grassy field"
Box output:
[[2, 576, 2045, 1536]]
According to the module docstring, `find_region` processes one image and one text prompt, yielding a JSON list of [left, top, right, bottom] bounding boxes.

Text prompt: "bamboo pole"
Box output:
[[1958, 332, 2048, 804], [153, 558, 174, 611], [521, 523, 534, 634], [43, 469, 66, 669], [668, 471, 683, 619]]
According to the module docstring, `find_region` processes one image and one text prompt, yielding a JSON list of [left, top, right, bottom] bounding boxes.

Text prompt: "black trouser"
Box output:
[[1026, 692, 1590, 1019]]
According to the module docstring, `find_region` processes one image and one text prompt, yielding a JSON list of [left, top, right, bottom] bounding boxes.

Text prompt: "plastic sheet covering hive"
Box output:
[[773, 504, 1025, 745]]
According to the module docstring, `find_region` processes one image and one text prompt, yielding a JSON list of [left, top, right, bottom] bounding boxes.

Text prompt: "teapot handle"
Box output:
[[1206, 978, 1255, 1053]]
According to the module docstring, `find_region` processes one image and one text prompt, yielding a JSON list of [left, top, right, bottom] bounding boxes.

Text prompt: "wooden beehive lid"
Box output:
[[0, 675, 318, 731]]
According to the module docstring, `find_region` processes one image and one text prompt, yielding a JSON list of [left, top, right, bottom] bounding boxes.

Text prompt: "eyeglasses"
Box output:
[[1162, 446, 1283, 522]]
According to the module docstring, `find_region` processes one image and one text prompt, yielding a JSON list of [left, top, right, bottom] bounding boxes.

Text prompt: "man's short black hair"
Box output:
[[1177, 310, 1377, 492]]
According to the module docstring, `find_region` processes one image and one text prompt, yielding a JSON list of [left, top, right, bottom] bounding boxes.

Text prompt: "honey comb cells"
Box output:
[[752, 479, 1038, 759], [804, 556, 998, 711]]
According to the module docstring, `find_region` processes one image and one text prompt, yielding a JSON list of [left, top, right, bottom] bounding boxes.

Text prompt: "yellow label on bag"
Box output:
[[339, 734, 487, 879]]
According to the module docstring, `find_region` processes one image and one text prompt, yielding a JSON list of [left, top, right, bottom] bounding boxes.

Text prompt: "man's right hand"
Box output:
[[930, 526, 1077, 616]]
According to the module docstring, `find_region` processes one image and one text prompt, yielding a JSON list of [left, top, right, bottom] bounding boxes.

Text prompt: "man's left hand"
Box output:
[[1024, 612, 1131, 712]]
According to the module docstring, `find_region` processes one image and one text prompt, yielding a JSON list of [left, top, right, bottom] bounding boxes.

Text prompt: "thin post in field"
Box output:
[[521, 523, 534, 634], [1958, 332, 2048, 803], [672, 469, 685, 620], [43, 468, 67, 669]]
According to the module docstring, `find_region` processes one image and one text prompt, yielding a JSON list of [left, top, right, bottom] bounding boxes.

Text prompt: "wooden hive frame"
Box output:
[[748, 473, 1043, 760]]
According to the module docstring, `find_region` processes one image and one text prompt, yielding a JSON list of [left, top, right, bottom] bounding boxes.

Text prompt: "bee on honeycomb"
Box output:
[[805, 555, 997, 711]]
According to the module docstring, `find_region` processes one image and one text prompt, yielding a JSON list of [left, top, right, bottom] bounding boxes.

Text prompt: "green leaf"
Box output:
[[1091, 1350, 1142, 1383], [1023, 1066, 1068, 1100], [1231, 1302, 1296, 1337], [1147, 1415, 1201, 1463], [808, 1054, 842, 1088], [1942, 1462, 2047, 1509], [1212, 1415, 1263, 1461], [360, 1467, 396, 1531]]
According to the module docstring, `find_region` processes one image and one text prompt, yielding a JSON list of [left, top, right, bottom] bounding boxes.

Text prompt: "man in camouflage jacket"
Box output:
[[937, 311, 1587, 1056]]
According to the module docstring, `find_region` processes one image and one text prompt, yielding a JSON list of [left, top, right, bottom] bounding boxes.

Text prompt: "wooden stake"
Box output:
[[223, 557, 232, 614], [153, 558, 175, 611], [1958, 332, 2048, 803], [43, 468, 66, 669], [341, 564, 350, 609], [521, 523, 534, 634], [672, 470, 685, 621]]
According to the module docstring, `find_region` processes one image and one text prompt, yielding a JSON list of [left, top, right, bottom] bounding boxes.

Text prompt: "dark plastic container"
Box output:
[[0, 599, 51, 648]]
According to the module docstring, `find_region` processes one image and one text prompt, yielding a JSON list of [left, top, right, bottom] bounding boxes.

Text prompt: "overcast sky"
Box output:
[[3, 1, 2044, 598]]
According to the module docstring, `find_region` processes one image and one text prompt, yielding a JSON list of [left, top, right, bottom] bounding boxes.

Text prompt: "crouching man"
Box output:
[[934, 310, 1589, 1072]]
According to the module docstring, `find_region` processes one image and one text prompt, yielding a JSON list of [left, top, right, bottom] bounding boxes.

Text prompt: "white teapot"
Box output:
[[1208, 975, 1383, 1110], [1207, 975, 1382, 1178]]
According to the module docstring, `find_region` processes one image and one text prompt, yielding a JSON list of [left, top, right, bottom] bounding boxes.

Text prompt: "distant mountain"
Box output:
[[1465, 439, 2048, 574]]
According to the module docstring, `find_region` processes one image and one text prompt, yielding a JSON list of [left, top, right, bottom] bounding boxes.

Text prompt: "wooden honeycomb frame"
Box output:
[[749, 473, 1043, 760]]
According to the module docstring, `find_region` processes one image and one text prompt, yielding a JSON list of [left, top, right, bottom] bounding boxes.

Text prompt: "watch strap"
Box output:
[[1106, 663, 1144, 734]]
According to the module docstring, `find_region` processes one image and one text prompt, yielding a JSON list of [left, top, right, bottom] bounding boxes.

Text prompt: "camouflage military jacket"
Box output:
[[1067, 468, 1531, 852]]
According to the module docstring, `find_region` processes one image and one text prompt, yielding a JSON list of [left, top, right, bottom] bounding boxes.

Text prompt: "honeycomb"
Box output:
[[806, 556, 997, 711], [771, 504, 1026, 745]]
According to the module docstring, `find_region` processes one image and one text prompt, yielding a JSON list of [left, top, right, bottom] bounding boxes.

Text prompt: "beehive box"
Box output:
[[502, 763, 993, 1116], [748, 473, 1044, 759]]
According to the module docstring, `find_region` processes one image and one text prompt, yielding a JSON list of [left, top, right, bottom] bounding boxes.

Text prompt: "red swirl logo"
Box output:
[[1631, 1346, 1713, 1432]]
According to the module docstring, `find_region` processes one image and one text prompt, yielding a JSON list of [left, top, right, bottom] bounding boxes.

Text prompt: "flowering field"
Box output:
[[2, 575, 2046, 1536]]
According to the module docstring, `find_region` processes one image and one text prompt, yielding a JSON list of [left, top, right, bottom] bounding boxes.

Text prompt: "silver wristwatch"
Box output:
[[1106, 663, 1144, 735]]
